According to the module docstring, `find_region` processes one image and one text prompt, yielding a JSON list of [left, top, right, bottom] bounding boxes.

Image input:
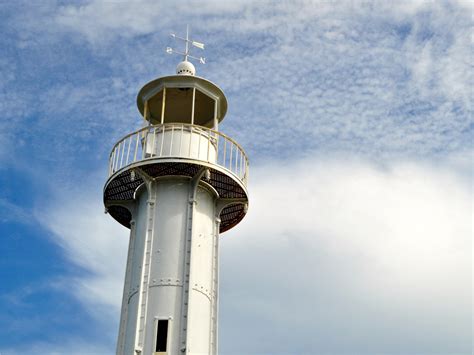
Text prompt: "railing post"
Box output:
[[179, 124, 184, 156], [169, 125, 174, 156], [159, 126, 165, 157], [115, 145, 120, 171], [229, 142, 233, 171], [207, 130, 210, 162], [188, 125, 193, 158], [240, 154, 243, 180], [197, 128, 202, 159], [223, 138, 227, 168], [120, 142, 126, 169], [234, 147, 238, 173], [126, 136, 132, 165], [150, 126, 156, 157], [141, 131, 147, 160], [110, 149, 116, 175], [134, 132, 139, 162]]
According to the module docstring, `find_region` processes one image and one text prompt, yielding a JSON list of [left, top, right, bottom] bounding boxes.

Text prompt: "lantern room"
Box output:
[[136, 71, 228, 130]]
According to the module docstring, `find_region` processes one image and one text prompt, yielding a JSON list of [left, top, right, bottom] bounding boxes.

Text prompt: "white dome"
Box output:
[[176, 61, 196, 76]]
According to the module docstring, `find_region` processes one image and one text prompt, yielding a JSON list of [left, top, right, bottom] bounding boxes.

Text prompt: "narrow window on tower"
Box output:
[[155, 319, 169, 352]]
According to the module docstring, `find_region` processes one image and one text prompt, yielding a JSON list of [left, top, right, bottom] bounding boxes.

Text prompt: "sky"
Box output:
[[0, 0, 472, 354]]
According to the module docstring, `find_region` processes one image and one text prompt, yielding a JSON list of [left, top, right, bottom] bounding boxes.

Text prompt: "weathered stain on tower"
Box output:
[[103, 29, 249, 355]]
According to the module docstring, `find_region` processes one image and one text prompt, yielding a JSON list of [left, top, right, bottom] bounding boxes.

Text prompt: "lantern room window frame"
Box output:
[[142, 81, 220, 131]]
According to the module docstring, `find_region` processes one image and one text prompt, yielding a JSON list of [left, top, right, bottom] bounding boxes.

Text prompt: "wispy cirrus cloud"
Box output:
[[1, 0, 471, 166]]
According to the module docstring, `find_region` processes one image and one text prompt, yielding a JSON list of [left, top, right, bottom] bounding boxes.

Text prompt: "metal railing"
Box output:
[[108, 123, 248, 186]]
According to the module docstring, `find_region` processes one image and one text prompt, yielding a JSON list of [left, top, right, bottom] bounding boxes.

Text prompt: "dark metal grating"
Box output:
[[107, 205, 132, 228], [219, 204, 246, 232], [104, 160, 248, 233]]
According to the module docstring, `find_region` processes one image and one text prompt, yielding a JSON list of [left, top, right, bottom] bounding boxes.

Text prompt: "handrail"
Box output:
[[108, 123, 249, 186]]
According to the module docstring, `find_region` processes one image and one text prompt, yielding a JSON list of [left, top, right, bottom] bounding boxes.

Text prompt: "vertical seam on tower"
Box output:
[[209, 213, 218, 354], [179, 168, 207, 353], [179, 183, 196, 352], [134, 181, 156, 353], [213, 216, 221, 355]]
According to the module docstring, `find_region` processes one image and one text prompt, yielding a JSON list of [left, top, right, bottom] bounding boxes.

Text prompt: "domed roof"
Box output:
[[176, 61, 196, 76]]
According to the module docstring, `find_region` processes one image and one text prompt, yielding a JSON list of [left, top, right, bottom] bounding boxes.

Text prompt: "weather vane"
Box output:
[[166, 25, 206, 64]]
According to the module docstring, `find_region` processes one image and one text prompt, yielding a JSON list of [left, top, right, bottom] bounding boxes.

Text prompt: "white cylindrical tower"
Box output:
[[104, 54, 249, 354]]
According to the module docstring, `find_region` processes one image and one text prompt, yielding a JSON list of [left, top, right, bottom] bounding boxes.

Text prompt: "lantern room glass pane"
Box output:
[[163, 87, 193, 124], [194, 89, 215, 127]]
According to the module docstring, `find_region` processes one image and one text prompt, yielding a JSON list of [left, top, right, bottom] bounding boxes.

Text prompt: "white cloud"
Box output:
[[54, 0, 162, 44], [37, 155, 472, 353], [218, 155, 471, 353], [399, 1, 473, 107], [36, 177, 129, 314], [53, 0, 245, 45]]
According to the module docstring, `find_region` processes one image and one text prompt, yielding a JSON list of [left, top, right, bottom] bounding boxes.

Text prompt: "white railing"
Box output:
[[109, 124, 249, 186]]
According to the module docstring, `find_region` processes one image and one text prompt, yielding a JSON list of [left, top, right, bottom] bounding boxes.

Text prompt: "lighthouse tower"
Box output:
[[103, 29, 249, 355]]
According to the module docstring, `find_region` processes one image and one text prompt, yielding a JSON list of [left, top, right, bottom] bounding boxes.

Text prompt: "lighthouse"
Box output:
[[103, 29, 249, 355]]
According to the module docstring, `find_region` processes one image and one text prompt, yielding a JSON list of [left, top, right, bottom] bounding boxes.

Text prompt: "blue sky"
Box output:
[[0, 1, 472, 354]]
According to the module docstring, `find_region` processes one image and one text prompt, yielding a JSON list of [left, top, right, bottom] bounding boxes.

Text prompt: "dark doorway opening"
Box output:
[[156, 319, 169, 352]]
